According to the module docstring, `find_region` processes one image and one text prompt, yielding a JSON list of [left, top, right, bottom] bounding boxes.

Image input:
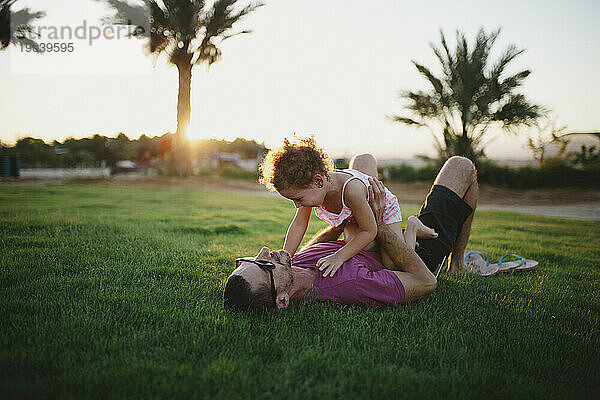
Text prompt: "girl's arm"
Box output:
[[316, 180, 377, 277], [283, 206, 312, 256]]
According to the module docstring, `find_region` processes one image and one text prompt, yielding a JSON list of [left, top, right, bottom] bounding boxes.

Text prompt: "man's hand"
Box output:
[[316, 254, 344, 277], [368, 177, 386, 226]]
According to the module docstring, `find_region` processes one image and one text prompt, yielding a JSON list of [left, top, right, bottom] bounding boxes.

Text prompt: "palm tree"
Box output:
[[560, 131, 600, 142], [390, 28, 545, 163], [101, 0, 263, 175], [0, 0, 45, 51]]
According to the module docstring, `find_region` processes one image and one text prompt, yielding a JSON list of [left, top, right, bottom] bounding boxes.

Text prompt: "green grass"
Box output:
[[1, 184, 599, 399]]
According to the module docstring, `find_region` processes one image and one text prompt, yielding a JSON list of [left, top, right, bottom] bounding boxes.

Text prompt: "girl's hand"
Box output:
[[316, 254, 344, 277]]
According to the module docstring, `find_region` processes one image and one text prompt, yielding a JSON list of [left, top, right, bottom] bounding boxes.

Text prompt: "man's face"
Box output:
[[232, 247, 294, 307]]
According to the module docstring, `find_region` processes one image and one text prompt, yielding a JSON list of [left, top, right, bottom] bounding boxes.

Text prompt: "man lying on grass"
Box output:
[[223, 156, 478, 313]]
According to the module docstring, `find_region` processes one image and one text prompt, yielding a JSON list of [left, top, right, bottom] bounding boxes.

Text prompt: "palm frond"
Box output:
[[387, 115, 423, 126], [0, 0, 15, 48], [403, 91, 443, 118], [471, 27, 500, 67], [100, 0, 149, 28], [147, 1, 170, 54], [98, 0, 261, 66], [220, 29, 250, 41], [490, 44, 525, 79], [168, 0, 203, 40], [439, 30, 453, 70], [492, 94, 545, 126], [196, 0, 263, 66], [201, 0, 262, 42], [412, 61, 444, 97], [498, 69, 530, 94], [392, 27, 545, 161], [0, 1, 45, 51]]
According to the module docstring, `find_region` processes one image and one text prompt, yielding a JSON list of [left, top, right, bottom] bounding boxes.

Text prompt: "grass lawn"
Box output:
[[1, 184, 599, 399]]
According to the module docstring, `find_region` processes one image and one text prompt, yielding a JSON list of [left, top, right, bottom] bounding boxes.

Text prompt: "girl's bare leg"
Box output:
[[349, 153, 405, 270]]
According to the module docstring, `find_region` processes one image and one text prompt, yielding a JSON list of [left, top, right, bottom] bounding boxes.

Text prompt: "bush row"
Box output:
[[384, 159, 600, 189]]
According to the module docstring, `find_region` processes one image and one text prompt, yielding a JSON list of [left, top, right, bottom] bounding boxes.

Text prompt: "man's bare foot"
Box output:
[[406, 216, 438, 239]]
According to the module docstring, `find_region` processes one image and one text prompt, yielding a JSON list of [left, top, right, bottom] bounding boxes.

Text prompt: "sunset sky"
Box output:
[[1, 0, 599, 159]]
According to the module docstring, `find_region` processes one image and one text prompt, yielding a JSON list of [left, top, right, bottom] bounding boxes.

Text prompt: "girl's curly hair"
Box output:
[[259, 136, 334, 191]]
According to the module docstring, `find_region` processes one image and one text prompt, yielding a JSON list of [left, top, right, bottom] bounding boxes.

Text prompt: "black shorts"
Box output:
[[415, 185, 473, 271]]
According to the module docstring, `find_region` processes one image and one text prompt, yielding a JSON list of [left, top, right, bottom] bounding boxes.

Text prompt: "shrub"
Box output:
[[474, 159, 599, 189], [195, 166, 258, 180], [384, 158, 600, 189], [385, 164, 438, 183], [217, 166, 258, 180]]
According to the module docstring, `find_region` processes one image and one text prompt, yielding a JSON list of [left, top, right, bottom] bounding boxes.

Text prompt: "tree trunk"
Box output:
[[176, 61, 192, 139], [173, 59, 193, 176], [458, 115, 476, 161]]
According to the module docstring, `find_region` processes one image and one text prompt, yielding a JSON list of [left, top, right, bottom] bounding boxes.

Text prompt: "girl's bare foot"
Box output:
[[403, 215, 438, 250], [406, 215, 438, 239]]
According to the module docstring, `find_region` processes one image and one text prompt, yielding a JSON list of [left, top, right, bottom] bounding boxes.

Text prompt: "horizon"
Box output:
[[1, 0, 599, 160], [7, 130, 596, 164]]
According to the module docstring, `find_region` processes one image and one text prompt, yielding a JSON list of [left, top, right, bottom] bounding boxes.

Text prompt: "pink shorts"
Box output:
[[381, 191, 402, 225]]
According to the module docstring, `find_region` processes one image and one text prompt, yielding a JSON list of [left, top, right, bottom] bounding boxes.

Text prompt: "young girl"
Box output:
[[259, 137, 437, 277]]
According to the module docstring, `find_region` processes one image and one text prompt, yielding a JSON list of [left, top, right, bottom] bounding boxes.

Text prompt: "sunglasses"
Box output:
[[235, 257, 277, 307]]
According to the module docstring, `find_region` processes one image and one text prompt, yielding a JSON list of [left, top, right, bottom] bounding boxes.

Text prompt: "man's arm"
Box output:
[[298, 223, 345, 253], [368, 178, 437, 302]]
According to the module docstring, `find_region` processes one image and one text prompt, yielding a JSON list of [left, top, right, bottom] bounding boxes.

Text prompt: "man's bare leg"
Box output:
[[449, 179, 478, 272], [428, 156, 479, 273], [349, 154, 378, 177], [369, 179, 437, 301], [379, 222, 403, 269]]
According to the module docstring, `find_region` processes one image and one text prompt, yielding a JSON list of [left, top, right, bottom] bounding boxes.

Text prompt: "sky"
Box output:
[[1, 0, 599, 160]]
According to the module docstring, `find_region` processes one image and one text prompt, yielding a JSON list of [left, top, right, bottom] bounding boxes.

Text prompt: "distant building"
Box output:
[[211, 152, 240, 168]]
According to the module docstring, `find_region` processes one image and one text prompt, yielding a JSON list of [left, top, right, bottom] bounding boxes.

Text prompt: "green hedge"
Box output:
[[384, 159, 600, 189], [477, 159, 600, 189], [195, 166, 258, 180], [385, 163, 440, 183]]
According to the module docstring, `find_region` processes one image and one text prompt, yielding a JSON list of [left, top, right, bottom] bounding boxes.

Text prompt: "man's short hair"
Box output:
[[223, 274, 275, 314]]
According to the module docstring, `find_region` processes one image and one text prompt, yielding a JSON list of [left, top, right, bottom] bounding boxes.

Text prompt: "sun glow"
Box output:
[[186, 118, 205, 141], [186, 116, 240, 143], [1, 0, 599, 160]]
